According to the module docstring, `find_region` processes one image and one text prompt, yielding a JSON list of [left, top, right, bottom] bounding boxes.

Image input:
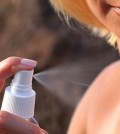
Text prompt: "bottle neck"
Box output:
[[10, 81, 32, 96]]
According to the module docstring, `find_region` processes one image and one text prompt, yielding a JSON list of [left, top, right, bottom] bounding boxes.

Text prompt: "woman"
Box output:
[[1, 0, 120, 134], [49, 1, 120, 133]]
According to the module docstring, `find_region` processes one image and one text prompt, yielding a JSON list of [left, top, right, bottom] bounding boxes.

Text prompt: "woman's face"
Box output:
[[86, 0, 120, 38]]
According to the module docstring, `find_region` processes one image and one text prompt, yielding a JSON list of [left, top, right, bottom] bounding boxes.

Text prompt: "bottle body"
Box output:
[[1, 86, 36, 119], [1, 70, 37, 122]]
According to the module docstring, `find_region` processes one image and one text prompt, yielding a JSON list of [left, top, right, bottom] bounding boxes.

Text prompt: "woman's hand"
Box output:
[[0, 57, 47, 134]]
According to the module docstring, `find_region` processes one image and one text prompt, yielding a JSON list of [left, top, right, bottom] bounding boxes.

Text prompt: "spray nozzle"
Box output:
[[13, 70, 33, 86], [10, 70, 34, 95]]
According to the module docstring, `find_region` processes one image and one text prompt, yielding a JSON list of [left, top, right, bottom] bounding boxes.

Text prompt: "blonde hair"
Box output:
[[49, 0, 117, 45]]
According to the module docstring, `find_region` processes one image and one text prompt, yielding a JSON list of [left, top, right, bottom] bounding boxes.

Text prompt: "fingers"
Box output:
[[41, 129, 48, 134], [0, 57, 37, 91], [0, 57, 37, 79], [27, 117, 39, 125], [27, 118, 48, 134], [0, 111, 47, 134]]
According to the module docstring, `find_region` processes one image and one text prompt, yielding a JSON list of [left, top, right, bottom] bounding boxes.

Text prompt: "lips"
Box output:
[[112, 7, 120, 15]]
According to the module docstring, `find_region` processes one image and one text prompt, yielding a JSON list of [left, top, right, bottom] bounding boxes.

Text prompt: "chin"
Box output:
[[111, 28, 120, 39]]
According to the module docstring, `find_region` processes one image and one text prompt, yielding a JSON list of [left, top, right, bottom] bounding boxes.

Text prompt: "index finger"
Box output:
[[0, 57, 37, 91]]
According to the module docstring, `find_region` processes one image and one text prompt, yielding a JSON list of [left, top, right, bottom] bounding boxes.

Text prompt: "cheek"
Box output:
[[85, 0, 120, 38], [86, 0, 110, 21]]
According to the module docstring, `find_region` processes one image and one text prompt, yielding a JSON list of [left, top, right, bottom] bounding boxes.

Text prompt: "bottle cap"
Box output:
[[1, 70, 36, 119]]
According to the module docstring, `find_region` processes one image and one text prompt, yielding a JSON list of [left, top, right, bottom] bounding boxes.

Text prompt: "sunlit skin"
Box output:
[[67, 0, 120, 134], [68, 61, 120, 134], [86, 0, 120, 35], [85, 0, 120, 48]]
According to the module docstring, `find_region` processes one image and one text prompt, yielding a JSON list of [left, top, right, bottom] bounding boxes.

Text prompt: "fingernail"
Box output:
[[21, 59, 37, 67]]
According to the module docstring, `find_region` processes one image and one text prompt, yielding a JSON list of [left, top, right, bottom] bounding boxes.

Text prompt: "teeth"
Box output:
[[113, 7, 120, 14]]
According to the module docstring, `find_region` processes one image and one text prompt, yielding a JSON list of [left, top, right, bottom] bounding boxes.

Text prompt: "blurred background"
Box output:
[[0, 0, 119, 134]]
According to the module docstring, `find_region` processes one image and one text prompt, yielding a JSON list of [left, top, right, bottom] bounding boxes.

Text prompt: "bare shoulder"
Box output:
[[101, 60, 120, 78], [68, 61, 120, 134], [87, 60, 120, 134]]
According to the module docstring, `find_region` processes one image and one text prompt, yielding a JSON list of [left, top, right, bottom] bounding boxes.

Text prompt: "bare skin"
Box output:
[[67, 0, 120, 133], [86, 0, 120, 38], [0, 57, 47, 134], [67, 61, 120, 134]]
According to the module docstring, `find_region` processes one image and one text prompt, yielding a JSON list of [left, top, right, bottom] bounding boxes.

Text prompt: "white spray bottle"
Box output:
[[1, 70, 38, 124]]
